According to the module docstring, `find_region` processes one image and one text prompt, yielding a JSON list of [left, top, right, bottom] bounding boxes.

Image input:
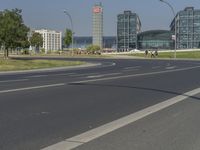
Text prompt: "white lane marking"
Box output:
[[152, 66, 161, 69], [71, 65, 200, 84], [96, 62, 116, 68], [42, 87, 200, 150], [166, 66, 176, 70], [111, 62, 116, 66], [103, 62, 116, 67], [70, 73, 99, 77], [51, 73, 76, 76], [86, 75, 104, 78], [102, 73, 122, 76], [124, 66, 141, 70], [122, 69, 139, 72], [26, 73, 76, 78], [0, 83, 65, 94], [86, 73, 121, 79], [27, 75, 48, 78], [0, 79, 29, 83]]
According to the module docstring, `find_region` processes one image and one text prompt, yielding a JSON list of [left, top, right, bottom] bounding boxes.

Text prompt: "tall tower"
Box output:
[[92, 3, 103, 49]]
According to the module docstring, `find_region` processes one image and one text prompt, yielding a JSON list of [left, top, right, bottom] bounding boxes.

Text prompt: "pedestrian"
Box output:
[[155, 50, 158, 57], [145, 50, 148, 57], [151, 50, 155, 58]]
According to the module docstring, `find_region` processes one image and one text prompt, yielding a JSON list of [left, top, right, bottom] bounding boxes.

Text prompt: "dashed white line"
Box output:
[[26, 73, 76, 78], [0, 83, 66, 94], [124, 66, 141, 70], [27, 75, 48, 78], [51, 73, 76, 76], [152, 66, 161, 69], [71, 65, 200, 84], [70, 73, 99, 77], [166, 66, 176, 70], [122, 69, 139, 72], [86, 73, 121, 78], [0, 79, 29, 83], [87, 75, 104, 78]]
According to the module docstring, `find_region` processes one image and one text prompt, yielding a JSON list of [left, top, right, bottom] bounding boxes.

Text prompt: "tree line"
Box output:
[[0, 9, 29, 58], [0, 8, 100, 58]]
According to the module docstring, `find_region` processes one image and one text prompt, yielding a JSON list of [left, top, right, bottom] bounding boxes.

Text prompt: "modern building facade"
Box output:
[[92, 3, 103, 49], [137, 30, 174, 50], [34, 29, 62, 53], [117, 11, 141, 51], [171, 7, 200, 49], [64, 36, 116, 50]]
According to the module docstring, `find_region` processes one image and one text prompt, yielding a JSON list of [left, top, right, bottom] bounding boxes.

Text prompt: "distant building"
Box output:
[[137, 30, 173, 50], [117, 11, 141, 52], [34, 29, 62, 53], [92, 3, 103, 49], [171, 7, 200, 49], [65, 36, 116, 50]]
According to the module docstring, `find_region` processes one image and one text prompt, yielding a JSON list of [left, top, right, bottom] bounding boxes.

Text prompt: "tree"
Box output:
[[30, 32, 43, 53], [64, 28, 72, 48], [0, 9, 29, 58], [86, 45, 101, 54]]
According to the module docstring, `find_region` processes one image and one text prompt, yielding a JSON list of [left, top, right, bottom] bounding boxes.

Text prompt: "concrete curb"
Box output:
[[106, 55, 200, 61]]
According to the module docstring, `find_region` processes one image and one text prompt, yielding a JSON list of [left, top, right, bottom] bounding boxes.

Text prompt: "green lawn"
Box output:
[[129, 51, 200, 59], [0, 59, 85, 71]]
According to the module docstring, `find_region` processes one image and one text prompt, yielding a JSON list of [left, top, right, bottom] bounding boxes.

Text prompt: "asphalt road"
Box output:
[[0, 57, 200, 150]]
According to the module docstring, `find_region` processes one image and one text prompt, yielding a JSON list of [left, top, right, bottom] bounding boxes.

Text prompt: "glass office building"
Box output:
[[64, 36, 116, 49], [117, 11, 141, 51], [137, 30, 174, 50], [92, 3, 103, 49], [170, 7, 200, 49]]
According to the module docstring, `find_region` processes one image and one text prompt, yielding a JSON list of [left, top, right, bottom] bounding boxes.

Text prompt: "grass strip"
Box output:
[[0, 59, 85, 71]]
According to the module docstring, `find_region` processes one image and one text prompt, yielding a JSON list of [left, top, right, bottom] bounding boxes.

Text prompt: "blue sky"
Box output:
[[1, 0, 199, 36]]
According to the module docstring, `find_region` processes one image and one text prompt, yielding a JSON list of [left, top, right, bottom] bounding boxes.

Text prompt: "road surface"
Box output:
[[0, 57, 200, 150]]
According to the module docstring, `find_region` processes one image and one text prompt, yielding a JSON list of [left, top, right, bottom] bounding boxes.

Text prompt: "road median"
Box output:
[[0, 59, 99, 75]]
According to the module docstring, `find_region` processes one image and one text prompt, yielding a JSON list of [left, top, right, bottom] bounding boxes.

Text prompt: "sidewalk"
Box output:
[[74, 93, 200, 150], [42, 88, 200, 150]]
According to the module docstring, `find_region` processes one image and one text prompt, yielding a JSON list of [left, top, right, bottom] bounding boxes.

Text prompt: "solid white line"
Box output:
[[42, 87, 200, 150], [0, 83, 65, 94], [0, 79, 29, 83], [71, 65, 200, 84]]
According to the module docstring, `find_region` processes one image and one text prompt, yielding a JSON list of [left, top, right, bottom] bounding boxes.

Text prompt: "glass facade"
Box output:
[[117, 11, 141, 51], [137, 30, 173, 50], [65, 36, 116, 49], [171, 7, 200, 49]]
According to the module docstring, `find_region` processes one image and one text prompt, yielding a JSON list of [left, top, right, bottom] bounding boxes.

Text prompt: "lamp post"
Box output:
[[159, 0, 177, 59], [63, 10, 74, 55]]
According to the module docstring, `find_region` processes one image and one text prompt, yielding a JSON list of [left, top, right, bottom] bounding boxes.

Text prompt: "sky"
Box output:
[[0, 0, 200, 36]]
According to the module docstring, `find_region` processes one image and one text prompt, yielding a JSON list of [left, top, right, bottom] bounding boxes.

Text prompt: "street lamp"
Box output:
[[63, 10, 74, 55], [159, 0, 177, 59]]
